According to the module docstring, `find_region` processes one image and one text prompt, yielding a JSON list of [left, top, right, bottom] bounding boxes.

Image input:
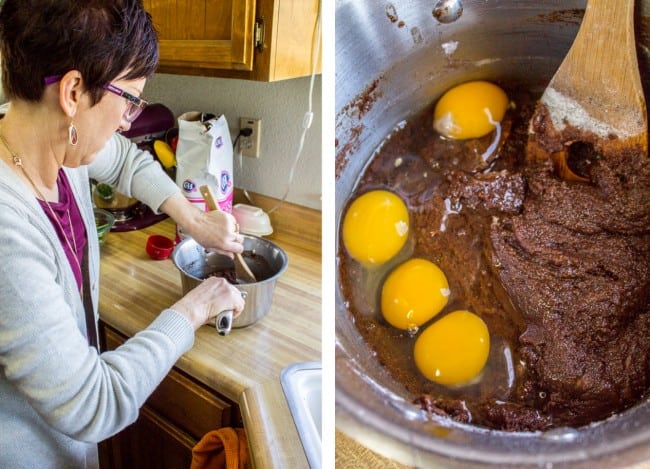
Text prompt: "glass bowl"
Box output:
[[94, 208, 115, 246]]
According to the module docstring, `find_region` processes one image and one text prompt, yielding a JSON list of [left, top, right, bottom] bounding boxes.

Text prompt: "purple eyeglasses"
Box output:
[[44, 75, 148, 123]]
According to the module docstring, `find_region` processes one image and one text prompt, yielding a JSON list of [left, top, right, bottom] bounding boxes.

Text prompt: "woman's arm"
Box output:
[[89, 133, 243, 254]]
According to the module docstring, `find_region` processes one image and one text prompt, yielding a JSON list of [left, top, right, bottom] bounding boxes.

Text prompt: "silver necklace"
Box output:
[[0, 132, 83, 295]]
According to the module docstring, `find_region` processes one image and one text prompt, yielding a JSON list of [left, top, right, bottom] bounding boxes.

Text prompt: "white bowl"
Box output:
[[232, 203, 273, 236]]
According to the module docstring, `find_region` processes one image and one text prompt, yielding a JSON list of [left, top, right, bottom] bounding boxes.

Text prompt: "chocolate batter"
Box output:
[[206, 251, 273, 284], [338, 89, 650, 431]]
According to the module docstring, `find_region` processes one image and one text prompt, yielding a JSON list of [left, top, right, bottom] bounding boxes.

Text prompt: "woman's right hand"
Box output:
[[170, 277, 245, 330]]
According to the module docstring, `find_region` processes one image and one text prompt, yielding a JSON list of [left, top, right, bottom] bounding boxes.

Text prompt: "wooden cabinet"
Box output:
[[143, 0, 321, 81], [98, 323, 242, 469]]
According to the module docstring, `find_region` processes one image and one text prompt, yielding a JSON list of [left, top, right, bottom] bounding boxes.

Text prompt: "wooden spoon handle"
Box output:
[[199, 185, 257, 282], [199, 184, 221, 212]]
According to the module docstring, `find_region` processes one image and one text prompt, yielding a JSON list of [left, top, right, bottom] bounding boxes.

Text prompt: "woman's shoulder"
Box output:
[[0, 162, 29, 208]]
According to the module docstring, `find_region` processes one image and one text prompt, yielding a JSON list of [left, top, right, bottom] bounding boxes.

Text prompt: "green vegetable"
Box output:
[[95, 183, 114, 200]]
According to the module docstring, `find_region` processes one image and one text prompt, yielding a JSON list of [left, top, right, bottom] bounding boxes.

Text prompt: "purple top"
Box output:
[[38, 170, 86, 292]]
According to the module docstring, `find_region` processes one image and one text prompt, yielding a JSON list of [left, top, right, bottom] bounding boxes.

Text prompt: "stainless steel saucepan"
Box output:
[[172, 234, 288, 335], [335, 0, 650, 467]]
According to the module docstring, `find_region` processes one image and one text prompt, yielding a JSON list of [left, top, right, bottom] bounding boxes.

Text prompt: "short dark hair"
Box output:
[[0, 0, 159, 104]]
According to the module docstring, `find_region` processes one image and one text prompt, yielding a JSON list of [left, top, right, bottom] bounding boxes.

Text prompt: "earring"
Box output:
[[68, 121, 78, 145]]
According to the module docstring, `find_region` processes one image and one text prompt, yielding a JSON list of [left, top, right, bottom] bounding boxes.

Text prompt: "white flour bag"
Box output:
[[175, 112, 234, 214]]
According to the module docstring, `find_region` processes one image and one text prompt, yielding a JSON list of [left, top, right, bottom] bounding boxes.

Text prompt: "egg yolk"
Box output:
[[342, 190, 409, 266], [414, 310, 490, 386], [381, 258, 450, 330], [433, 81, 509, 140]]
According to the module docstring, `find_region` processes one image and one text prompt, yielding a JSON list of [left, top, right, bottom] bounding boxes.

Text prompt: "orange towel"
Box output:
[[191, 427, 249, 469]]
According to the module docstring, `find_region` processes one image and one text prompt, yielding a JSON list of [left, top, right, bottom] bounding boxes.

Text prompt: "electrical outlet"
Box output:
[[239, 117, 262, 158]]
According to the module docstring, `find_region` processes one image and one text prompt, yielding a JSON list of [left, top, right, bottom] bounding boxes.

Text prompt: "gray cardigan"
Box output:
[[0, 133, 195, 468]]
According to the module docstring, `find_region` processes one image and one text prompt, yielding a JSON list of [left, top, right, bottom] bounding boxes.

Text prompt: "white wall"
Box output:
[[144, 74, 322, 211]]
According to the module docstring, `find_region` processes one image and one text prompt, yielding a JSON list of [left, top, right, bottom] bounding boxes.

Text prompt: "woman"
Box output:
[[0, 1, 246, 467]]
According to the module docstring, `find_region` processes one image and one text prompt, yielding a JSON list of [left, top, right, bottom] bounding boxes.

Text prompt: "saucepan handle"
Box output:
[[216, 310, 233, 336], [215, 291, 247, 336]]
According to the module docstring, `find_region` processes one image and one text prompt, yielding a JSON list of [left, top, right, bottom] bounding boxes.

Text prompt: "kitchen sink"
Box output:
[[280, 362, 322, 468]]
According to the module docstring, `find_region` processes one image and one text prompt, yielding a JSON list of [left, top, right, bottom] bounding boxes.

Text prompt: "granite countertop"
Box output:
[[97, 204, 321, 468]]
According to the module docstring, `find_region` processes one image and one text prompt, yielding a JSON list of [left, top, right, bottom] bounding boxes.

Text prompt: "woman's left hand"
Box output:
[[188, 208, 244, 257], [161, 192, 244, 256]]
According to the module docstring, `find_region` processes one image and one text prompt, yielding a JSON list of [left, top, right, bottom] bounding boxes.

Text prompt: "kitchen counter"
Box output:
[[336, 430, 411, 468], [97, 199, 321, 468]]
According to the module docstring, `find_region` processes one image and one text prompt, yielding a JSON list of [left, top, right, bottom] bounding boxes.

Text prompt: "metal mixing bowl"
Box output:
[[172, 234, 288, 328], [335, 0, 650, 467]]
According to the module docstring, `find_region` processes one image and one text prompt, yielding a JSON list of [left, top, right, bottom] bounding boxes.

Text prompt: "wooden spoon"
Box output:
[[199, 185, 257, 283], [527, 0, 647, 181]]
